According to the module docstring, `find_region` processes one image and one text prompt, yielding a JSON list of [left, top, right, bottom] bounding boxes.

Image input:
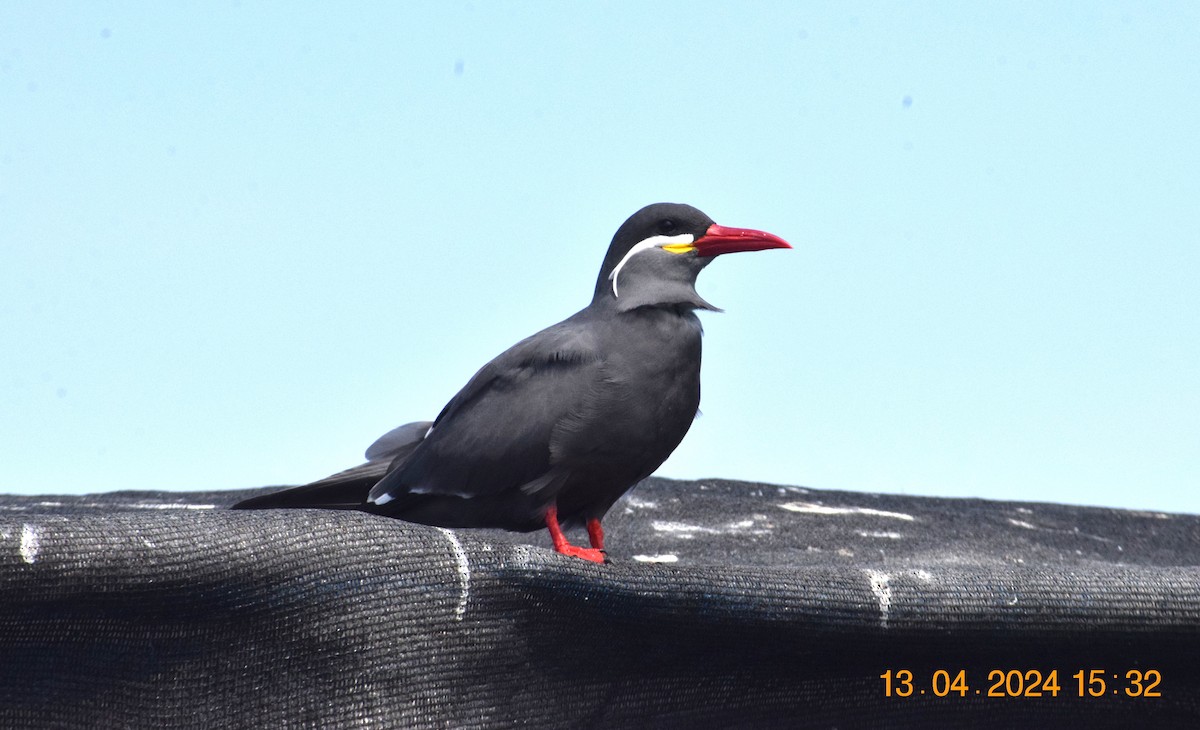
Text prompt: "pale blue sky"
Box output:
[[2, 3, 1197, 513]]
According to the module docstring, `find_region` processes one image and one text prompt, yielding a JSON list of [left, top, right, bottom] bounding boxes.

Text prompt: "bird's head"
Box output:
[[593, 203, 791, 311]]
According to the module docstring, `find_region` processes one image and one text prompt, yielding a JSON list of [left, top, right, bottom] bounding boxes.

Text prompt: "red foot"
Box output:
[[556, 543, 608, 564], [545, 506, 609, 564], [586, 518, 605, 551]]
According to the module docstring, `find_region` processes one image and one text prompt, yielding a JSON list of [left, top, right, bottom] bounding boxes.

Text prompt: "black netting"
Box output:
[[2, 478, 1197, 728]]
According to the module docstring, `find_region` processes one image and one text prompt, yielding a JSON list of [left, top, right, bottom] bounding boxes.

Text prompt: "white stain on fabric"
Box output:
[[436, 527, 470, 621], [776, 486, 811, 495], [19, 524, 40, 564], [1007, 518, 1037, 530], [857, 530, 904, 539], [632, 554, 679, 563], [865, 570, 892, 629], [651, 521, 715, 538], [650, 517, 769, 539], [779, 502, 916, 521], [1128, 510, 1172, 520], [125, 502, 216, 510]]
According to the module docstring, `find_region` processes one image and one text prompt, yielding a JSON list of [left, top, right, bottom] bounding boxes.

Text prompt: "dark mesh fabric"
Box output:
[[1, 477, 1197, 728]]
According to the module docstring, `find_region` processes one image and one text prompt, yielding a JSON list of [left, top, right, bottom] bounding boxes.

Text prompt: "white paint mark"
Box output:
[[19, 524, 40, 564], [779, 502, 916, 521], [865, 570, 892, 628], [436, 527, 470, 621], [632, 554, 679, 563], [607, 233, 695, 297], [1007, 518, 1037, 530], [857, 530, 904, 539]]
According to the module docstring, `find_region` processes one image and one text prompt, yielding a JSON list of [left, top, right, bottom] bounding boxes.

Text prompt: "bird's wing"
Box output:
[[364, 420, 434, 462], [367, 322, 603, 502]]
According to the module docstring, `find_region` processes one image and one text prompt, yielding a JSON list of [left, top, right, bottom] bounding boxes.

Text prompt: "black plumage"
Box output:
[[233, 203, 789, 562]]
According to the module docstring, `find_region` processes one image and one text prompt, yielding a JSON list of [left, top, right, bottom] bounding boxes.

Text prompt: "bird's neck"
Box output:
[[590, 280, 719, 314]]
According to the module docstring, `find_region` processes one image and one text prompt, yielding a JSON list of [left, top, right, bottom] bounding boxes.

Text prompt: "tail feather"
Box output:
[[231, 461, 389, 511], [231, 420, 431, 512]]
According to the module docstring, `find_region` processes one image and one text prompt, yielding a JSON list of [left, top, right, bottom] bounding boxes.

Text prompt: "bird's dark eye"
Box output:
[[657, 219, 677, 235]]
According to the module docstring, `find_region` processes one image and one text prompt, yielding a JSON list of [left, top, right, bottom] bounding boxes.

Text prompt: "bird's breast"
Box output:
[[569, 309, 702, 462], [548, 309, 703, 520]]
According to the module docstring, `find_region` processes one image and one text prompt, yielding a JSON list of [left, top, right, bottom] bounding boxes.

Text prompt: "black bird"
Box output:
[[233, 203, 790, 562]]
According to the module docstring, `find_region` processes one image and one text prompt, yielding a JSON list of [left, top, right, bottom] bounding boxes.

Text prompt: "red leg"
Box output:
[[586, 518, 605, 551], [545, 506, 606, 564]]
